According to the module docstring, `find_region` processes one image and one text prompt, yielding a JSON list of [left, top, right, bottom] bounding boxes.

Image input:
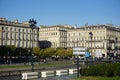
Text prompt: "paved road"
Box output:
[[0, 74, 77, 80], [0, 65, 77, 80]]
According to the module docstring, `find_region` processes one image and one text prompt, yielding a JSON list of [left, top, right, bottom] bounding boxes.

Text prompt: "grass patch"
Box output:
[[40, 62, 72, 67], [74, 76, 120, 80], [0, 64, 30, 69], [0, 62, 72, 70]]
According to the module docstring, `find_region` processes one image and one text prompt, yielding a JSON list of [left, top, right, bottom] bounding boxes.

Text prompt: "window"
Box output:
[[68, 33, 70, 36], [12, 33, 14, 39], [18, 29, 20, 32], [104, 36, 105, 39], [2, 27, 4, 30], [100, 36, 102, 40], [29, 30, 31, 33], [5, 32, 8, 39], [14, 33, 16, 39], [14, 28, 16, 31], [56, 32, 57, 35], [74, 33, 75, 36], [6, 27, 8, 30], [10, 28, 12, 31]]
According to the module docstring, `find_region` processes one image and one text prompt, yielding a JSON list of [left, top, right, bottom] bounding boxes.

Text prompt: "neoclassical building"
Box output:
[[40, 24, 120, 57], [0, 18, 39, 48], [39, 25, 69, 48], [0, 18, 120, 57], [67, 24, 120, 57]]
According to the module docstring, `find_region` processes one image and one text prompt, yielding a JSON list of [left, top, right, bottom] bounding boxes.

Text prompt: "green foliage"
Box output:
[[86, 48, 90, 52], [0, 46, 7, 55], [6, 45, 16, 56], [44, 48, 55, 57], [113, 63, 120, 76], [75, 76, 120, 80], [40, 49, 45, 57], [81, 63, 120, 77], [0, 61, 72, 70], [56, 48, 66, 57], [7, 45, 16, 51], [0, 45, 73, 60], [33, 47, 40, 55], [66, 49, 73, 57]]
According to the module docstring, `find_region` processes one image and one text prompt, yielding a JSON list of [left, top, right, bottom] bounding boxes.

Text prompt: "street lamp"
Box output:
[[114, 38, 118, 62], [89, 32, 93, 57], [107, 37, 111, 58], [19, 49, 21, 63], [7, 51, 9, 64], [115, 38, 118, 50], [29, 19, 37, 72], [1, 27, 4, 46], [77, 55, 79, 78]]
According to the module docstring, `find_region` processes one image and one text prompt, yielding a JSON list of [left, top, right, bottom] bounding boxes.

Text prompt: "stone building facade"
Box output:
[[67, 24, 120, 57], [39, 25, 69, 49], [0, 18, 39, 48], [40, 24, 120, 57], [0, 18, 120, 57]]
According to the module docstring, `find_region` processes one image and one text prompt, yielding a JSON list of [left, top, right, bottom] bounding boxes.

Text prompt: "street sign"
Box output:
[[73, 47, 86, 78], [73, 48, 86, 51], [73, 47, 86, 55], [85, 52, 90, 57], [73, 52, 85, 55]]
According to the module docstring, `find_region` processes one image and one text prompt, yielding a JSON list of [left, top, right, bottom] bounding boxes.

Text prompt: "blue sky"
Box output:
[[0, 0, 120, 27]]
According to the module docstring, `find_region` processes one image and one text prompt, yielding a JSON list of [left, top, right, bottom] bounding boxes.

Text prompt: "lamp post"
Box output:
[[77, 55, 79, 78], [115, 38, 118, 52], [19, 49, 21, 63], [1, 27, 3, 62], [108, 37, 111, 58], [7, 51, 9, 64], [89, 32, 93, 58], [29, 19, 37, 72], [114, 38, 118, 62], [1, 27, 3, 46], [115, 38, 118, 51]]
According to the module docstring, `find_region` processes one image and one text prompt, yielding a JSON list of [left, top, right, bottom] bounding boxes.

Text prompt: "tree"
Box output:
[[66, 49, 73, 57], [44, 48, 55, 57], [86, 48, 90, 52], [0, 46, 7, 64], [33, 47, 40, 56], [7, 45, 16, 51], [6, 45, 16, 56], [56, 48, 66, 58], [40, 49, 45, 58], [6, 45, 16, 64], [15, 47, 28, 57]]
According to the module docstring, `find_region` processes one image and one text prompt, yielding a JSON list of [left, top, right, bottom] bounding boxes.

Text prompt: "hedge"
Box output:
[[80, 63, 120, 77]]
